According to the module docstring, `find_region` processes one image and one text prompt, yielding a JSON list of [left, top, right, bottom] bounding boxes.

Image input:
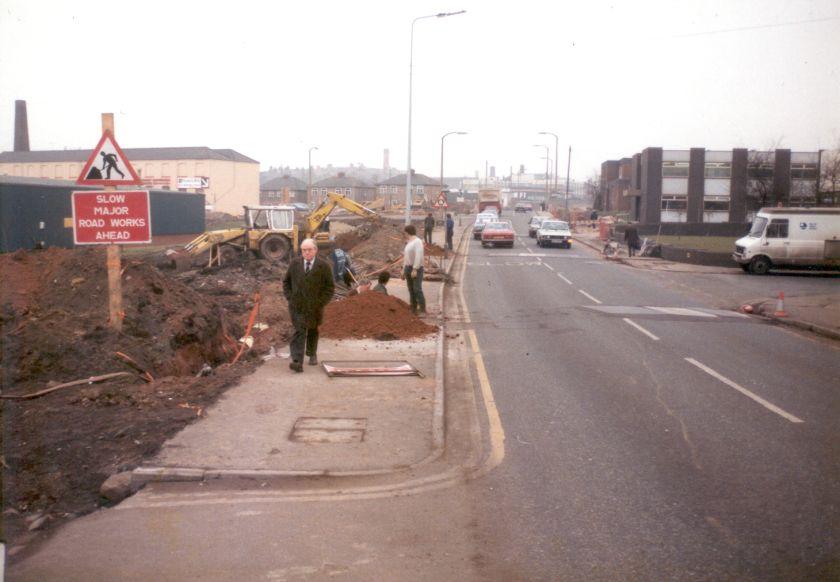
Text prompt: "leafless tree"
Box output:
[[747, 138, 786, 210], [585, 170, 601, 209], [819, 146, 840, 207]]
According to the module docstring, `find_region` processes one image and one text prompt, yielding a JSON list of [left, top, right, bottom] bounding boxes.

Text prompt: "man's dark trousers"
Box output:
[[424, 229, 433, 244], [404, 266, 426, 314], [289, 310, 318, 364]]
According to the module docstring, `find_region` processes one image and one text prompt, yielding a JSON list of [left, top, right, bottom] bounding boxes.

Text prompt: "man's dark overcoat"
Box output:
[[283, 255, 335, 328]]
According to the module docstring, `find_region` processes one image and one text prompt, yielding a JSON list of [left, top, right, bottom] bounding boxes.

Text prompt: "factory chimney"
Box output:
[[14, 100, 30, 152]]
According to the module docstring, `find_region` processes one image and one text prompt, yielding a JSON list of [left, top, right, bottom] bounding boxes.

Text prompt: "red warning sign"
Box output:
[[76, 130, 142, 186], [72, 190, 151, 244]]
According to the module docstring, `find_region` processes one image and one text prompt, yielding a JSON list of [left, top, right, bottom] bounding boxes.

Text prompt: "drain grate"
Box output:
[[289, 417, 367, 444]]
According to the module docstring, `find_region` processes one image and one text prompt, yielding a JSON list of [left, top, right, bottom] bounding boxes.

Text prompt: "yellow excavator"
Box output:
[[184, 192, 378, 265]]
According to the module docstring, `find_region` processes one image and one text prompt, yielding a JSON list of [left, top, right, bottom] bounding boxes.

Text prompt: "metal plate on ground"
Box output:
[[322, 360, 422, 377], [290, 417, 367, 443]]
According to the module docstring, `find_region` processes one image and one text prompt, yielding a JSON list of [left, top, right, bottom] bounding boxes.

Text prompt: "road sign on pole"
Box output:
[[72, 190, 151, 244], [76, 129, 142, 186]]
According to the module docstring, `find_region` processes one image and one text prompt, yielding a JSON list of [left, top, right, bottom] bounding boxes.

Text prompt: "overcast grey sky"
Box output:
[[1, 0, 838, 181]]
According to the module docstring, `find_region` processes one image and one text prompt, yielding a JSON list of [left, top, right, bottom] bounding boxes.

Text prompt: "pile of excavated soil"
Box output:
[[0, 246, 275, 556], [320, 291, 437, 340]]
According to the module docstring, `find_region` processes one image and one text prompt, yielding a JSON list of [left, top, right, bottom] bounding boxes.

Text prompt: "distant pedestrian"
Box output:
[[283, 238, 335, 372], [402, 225, 426, 315], [372, 271, 390, 295], [423, 212, 435, 245], [445, 213, 455, 250], [624, 224, 640, 257]]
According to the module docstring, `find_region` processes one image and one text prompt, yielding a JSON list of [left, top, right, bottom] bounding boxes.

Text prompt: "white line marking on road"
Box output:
[[684, 358, 804, 424], [578, 289, 602, 304], [557, 273, 573, 285], [648, 307, 716, 318], [622, 318, 660, 340], [543, 263, 555, 271]]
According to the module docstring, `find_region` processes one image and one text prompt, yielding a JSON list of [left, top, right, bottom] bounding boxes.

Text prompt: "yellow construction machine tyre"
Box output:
[[259, 234, 292, 262]]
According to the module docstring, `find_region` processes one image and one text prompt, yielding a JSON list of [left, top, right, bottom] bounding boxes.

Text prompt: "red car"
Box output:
[[480, 221, 515, 248]]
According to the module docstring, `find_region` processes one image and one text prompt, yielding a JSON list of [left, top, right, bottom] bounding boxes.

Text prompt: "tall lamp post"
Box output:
[[308, 146, 319, 207], [533, 144, 550, 210], [440, 131, 467, 203], [405, 10, 466, 225], [539, 131, 559, 213], [565, 145, 572, 215]]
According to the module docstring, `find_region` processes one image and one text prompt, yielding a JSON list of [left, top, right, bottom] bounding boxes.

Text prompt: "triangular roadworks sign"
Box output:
[[76, 130, 142, 186]]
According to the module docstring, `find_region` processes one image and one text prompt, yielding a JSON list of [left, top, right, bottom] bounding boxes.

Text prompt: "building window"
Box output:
[[662, 161, 689, 178], [390, 186, 397, 194], [661, 196, 687, 210], [704, 162, 731, 179], [747, 163, 773, 179], [703, 199, 730, 211], [791, 163, 817, 180], [416, 186, 425, 195]]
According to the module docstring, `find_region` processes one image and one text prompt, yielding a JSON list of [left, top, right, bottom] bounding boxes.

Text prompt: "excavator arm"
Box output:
[[183, 228, 247, 256], [304, 192, 378, 237]]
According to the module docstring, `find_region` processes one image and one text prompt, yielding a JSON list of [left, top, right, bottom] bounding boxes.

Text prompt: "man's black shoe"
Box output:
[[308, 355, 318, 366], [289, 361, 303, 373]]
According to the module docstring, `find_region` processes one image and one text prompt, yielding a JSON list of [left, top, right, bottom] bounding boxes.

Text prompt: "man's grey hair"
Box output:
[[300, 238, 317, 250]]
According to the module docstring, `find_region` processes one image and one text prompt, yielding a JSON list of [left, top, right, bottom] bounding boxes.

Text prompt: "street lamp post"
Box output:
[[539, 131, 559, 213], [405, 10, 466, 225], [533, 144, 550, 210], [565, 145, 572, 215], [308, 146, 318, 207], [440, 131, 467, 204]]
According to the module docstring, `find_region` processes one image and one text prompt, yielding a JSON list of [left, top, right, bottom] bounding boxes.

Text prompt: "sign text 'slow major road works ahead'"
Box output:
[[72, 190, 151, 244]]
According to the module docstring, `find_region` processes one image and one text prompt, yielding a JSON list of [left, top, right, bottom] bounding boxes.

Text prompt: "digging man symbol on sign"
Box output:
[[100, 152, 125, 179]]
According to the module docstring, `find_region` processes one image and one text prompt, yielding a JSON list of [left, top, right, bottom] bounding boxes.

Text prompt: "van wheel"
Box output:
[[259, 235, 291, 262], [749, 256, 771, 275], [740, 264, 750, 272]]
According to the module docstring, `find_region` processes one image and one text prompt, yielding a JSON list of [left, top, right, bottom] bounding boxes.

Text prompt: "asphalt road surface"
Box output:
[[460, 212, 839, 579]]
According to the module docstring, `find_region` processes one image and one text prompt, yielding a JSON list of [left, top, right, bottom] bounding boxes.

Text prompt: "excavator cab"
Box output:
[[244, 206, 295, 231]]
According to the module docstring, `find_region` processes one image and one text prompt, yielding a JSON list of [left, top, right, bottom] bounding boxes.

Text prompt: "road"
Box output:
[[459, 212, 839, 579], [8, 213, 839, 581]]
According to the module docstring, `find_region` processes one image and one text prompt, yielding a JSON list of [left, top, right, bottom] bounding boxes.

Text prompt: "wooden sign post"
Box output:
[[73, 114, 147, 332]]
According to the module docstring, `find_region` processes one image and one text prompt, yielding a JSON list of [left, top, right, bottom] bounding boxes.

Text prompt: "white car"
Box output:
[[536, 220, 572, 248], [473, 212, 499, 239]]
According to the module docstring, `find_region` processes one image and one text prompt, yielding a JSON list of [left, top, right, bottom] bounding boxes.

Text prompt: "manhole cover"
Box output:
[[290, 417, 367, 444]]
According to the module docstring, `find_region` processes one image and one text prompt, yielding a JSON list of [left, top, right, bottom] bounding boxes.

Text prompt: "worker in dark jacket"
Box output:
[[423, 212, 435, 245], [445, 213, 455, 250], [282, 238, 335, 372], [624, 224, 641, 257]]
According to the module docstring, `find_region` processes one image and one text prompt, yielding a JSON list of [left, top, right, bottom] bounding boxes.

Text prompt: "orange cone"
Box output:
[[774, 291, 788, 317]]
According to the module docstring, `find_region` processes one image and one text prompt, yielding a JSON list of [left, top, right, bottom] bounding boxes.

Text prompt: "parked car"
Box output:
[[536, 220, 572, 248], [514, 202, 533, 213], [481, 221, 516, 248], [528, 214, 552, 238], [473, 212, 499, 239]]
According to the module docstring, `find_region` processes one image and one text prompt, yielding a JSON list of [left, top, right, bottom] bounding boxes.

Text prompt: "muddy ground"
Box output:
[[0, 218, 443, 554]]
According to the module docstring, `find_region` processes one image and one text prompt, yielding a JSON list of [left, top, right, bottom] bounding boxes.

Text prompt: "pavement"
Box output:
[[132, 222, 465, 487], [573, 229, 840, 341]]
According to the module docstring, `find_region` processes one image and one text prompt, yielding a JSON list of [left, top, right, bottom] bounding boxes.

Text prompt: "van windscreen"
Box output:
[[748, 216, 767, 237]]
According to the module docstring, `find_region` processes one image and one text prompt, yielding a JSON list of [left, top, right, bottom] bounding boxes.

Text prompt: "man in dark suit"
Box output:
[[283, 238, 335, 372]]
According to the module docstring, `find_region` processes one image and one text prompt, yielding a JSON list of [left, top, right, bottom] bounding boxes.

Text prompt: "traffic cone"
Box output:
[[773, 291, 788, 317]]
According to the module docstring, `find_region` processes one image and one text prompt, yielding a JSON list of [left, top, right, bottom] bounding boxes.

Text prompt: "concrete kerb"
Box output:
[[131, 223, 473, 489]]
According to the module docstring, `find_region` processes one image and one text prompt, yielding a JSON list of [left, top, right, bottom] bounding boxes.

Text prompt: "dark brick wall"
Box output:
[[773, 149, 792, 206], [687, 148, 705, 223], [640, 147, 663, 224], [730, 148, 748, 223]]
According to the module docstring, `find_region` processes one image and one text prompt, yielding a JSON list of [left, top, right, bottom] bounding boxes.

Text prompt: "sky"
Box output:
[[1, 0, 839, 182]]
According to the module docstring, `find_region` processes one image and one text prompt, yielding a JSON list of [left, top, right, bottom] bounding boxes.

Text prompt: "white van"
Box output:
[[733, 207, 840, 274]]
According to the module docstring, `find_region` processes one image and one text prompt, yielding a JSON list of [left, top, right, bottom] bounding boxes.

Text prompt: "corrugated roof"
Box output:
[[0, 147, 258, 164], [377, 173, 442, 186], [261, 175, 307, 190]]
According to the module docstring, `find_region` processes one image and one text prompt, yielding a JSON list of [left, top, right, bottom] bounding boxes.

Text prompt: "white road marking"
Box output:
[[578, 290, 602, 304], [557, 273, 573, 285], [647, 307, 716, 318], [684, 358, 804, 424], [543, 263, 555, 271], [622, 318, 660, 340]]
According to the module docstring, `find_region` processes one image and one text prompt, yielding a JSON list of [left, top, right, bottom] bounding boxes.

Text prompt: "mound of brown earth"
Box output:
[[320, 291, 437, 340], [0, 246, 278, 556]]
